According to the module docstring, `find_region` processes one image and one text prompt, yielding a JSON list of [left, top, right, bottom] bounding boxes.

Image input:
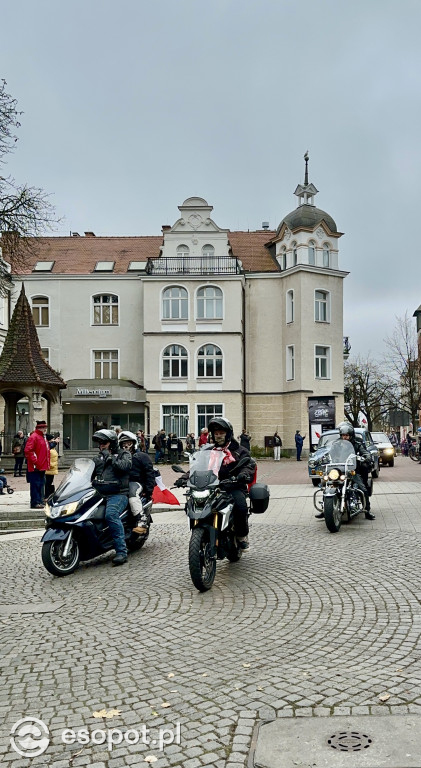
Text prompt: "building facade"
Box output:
[[1, 168, 347, 452]]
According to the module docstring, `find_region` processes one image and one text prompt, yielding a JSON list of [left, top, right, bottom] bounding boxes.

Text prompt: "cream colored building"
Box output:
[[1, 164, 347, 452]]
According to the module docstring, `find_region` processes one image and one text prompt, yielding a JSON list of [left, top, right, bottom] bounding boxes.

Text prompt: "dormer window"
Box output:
[[94, 261, 115, 272], [202, 244, 215, 259], [177, 244, 190, 258], [33, 261, 55, 272]]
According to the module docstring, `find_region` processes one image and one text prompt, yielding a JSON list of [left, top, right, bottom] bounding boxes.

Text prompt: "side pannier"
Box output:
[[249, 482, 270, 514]]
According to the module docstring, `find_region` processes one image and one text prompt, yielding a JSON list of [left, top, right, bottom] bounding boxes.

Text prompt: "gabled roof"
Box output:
[[0, 285, 66, 387], [3, 230, 280, 274]]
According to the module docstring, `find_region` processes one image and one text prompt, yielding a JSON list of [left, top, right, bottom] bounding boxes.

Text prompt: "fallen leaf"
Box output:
[[144, 757, 158, 764], [243, 663, 251, 668], [168, 673, 175, 678], [92, 708, 121, 719], [201, 673, 208, 677], [257, 686, 263, 691], [161, 702, 171, 708], [378, 694, 391, 702], [151, 711, 158, 716]]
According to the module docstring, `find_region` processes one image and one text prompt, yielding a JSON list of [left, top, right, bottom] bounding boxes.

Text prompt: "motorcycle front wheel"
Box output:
[[41, 539, 81, 576], [324, 495, 342, 533], [189, 527, 216, 592]]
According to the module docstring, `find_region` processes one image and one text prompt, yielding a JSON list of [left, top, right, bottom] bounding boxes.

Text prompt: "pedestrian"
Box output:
[[401, 437, 408, 457], [185, 432, 196, 453], [12, 430, 25, 476], [238, 429, 251, 452], [44, 435, 59, 499], [24, 420, 50, 509], [152, 429, 166, 463], [199, 428, 209, 446], [295, 430, 305, 461], [136, 430, 146, 452], [273, 431, 282, 461]]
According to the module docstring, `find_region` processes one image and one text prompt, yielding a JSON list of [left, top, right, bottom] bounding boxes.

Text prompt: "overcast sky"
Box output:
[[1, 0, 420, 358]]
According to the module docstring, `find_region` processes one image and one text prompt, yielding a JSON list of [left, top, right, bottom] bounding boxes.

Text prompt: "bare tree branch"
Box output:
[[384, 312, 420, 431]]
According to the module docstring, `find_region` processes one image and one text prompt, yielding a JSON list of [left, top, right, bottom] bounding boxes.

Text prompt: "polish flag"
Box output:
[[152, 475, 180, 506]]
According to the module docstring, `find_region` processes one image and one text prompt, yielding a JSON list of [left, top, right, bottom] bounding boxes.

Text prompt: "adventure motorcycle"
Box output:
[[313, 440, 366, 533], [173, 448, 269, 592], [41, 458, 152, 576]]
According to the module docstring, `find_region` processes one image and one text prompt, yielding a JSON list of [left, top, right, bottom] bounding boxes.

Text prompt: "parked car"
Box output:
[[308, 427, 380, 486], [371, 432, 395, 467]]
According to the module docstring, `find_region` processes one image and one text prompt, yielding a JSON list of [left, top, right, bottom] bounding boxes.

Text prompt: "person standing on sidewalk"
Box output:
[[24, 420, 50, 509], [12, 430, 25, 476], [295, 430, 305, 461], [273, 431, 282, 461], [238, 429, 251, 452], [44, 435, 59, 499]]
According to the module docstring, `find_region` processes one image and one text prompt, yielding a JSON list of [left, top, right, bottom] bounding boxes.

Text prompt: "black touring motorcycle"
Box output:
[[173, 448, 270, 591], [313, 440, 367, 532], [41, 458, 152, 576]]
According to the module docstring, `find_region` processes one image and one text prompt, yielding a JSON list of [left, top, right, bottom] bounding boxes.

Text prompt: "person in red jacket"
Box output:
[[24, 420, 50, 509]]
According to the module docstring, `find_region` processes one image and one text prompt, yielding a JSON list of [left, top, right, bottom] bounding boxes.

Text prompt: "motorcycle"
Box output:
[[41, 458, 152, 576], [313, 440, 366, 533], [173, 447, 269, 592]]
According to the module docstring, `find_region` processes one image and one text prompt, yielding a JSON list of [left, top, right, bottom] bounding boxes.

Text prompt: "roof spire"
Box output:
[[304, 151, 309, 186]]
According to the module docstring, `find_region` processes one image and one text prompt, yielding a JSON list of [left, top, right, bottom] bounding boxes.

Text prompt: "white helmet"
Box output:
[[118, 430, 138, 449]]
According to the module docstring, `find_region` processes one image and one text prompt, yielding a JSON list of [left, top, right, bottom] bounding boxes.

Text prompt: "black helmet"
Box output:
[[338, 422, 355, 439], [208, 417, 233, 447], [92, 429, 118, 451]]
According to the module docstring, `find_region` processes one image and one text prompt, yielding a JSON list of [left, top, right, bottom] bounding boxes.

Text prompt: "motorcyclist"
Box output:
[[118, 431, 156, 535], [175, 417, 256, 549], [91, 429, 132, 566], [315, 422, 375, 521]]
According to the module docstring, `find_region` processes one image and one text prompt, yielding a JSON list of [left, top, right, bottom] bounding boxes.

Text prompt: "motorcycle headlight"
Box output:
[[192, 490, 210, 500], [328, 469, 340, 480], [47, 501, 79, 519]]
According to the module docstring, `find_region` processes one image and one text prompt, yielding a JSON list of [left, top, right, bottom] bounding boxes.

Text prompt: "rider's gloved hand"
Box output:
[[219, 479, 235, 492], [174, 477, 187, 488], [101, 449, 110, 458], [237, 471, 249, 483]]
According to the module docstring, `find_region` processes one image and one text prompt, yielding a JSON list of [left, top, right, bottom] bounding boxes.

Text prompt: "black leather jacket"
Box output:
[[129, 449, 156, 499], [92, 448, 132, 496]]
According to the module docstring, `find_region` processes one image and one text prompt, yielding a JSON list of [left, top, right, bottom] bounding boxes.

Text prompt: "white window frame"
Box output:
[[162, 286, 189, 321], [280, 247, 287, 271], [92, 349, 119, 379], [162, 344, 188, 379], [286, 289, 294, 324], [176, 244, 190, 258], [161, 404, 189, 438], [197, 344, 223, 378], [202, 244, 215, 259], [323, 243, 330, 267], [31, 295, 50, 327], [308, 240, 316, 266], [196, 285, 223, 320], [92, 293, 119, 326], [292, 242, 298, 266], [286, 345, 295, 381], [41, 347, 50, 365], [314, 345, 331, 380], [197, 403, 223, 434], [314, 290, 330, 323]]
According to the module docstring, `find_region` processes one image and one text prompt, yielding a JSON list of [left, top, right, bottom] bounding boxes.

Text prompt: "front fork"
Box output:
[[62, 530, 74, 558]]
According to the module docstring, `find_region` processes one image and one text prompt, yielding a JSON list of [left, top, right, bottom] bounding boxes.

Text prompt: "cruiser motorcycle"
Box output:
[[313, 440, 366, 533], [41, 458, 152, 576], [173, 448, 269, 592]]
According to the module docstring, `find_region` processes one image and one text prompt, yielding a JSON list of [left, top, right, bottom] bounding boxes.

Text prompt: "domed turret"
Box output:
[[278, 152, 338, 235]]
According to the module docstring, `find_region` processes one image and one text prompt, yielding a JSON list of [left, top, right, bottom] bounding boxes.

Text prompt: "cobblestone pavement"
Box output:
[[0, 457, 421, 767]]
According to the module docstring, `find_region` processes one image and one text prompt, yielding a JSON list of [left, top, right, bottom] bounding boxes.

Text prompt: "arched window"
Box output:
[[323, 243, 330, 267], [176, 244, 189, 258], [32, 296, 49, 326], [202, 244, 215, 259], [162, 286, 188, 320], [308, 240, 316, 266], [280, 246, 287, 271], [292, 242, 298, 266], [93, 294, 119, 325], [197, 344, 223, 378], [162, 345, 188, 378], [286, 290, 294, 323], [196, 286, 223, 319], [315, 290, 330, 322]]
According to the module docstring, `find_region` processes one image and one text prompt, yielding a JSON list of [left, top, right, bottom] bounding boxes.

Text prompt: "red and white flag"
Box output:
[[152, 475, 180, 506]]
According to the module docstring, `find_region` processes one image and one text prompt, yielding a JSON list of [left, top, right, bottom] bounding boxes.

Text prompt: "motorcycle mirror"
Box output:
[[172, 465, 185, 473]]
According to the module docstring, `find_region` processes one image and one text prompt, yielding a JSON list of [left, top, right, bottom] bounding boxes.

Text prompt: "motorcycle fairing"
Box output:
[[41, 528, 69, 542]]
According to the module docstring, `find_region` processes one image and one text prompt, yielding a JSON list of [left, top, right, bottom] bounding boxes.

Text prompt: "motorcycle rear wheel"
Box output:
[[41, 539, 80, 576], [324, 496, 342, 533], [189, 527, 216, 592]]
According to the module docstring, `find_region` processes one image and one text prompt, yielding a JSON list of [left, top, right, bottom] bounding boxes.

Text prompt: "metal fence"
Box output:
[[146, 256, 241, 275]]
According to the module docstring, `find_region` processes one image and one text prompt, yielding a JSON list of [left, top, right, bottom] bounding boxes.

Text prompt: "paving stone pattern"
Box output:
[[0, 457, 421, 766]]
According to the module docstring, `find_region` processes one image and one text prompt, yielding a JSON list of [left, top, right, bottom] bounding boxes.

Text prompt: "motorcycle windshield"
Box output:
[[53, 458, 96, 501], [188, 448, 224, 490], [324, 440, 357, 469]]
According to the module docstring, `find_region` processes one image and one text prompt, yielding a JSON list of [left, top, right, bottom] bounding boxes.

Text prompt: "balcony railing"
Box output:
[[146, 256, 241, 275]]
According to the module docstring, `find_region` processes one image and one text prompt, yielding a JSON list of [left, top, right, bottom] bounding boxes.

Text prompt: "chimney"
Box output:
[[162, 225, 171, 232], [262, 221, 270, 230], [84, 231, 96, 237]]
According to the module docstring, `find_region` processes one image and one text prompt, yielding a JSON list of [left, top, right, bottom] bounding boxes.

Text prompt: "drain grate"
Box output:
[[328, 731, 373, 751]]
